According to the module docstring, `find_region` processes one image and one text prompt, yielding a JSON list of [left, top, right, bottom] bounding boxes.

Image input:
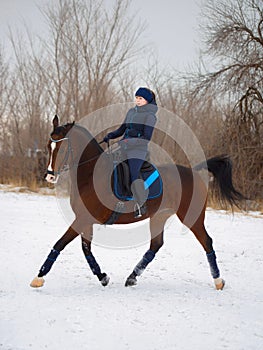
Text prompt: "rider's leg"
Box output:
[[128, 158, 149, 218]]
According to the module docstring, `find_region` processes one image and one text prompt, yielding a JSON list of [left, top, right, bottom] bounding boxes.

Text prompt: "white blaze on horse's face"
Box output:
[[46, 141, 58, 183]]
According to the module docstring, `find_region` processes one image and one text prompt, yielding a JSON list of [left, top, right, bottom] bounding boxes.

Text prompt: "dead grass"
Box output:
[[207, 195, 263, 215], [0, 181, 55, 196]]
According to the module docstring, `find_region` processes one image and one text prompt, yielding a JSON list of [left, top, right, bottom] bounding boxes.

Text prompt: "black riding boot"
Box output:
[[131, 179, 149, 218]]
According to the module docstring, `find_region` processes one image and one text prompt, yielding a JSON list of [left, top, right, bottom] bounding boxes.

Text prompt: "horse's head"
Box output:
[[46, 115, 74, 183]]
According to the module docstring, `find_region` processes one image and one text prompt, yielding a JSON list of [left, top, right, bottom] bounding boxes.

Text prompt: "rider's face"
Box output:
[[135, 96, 148, 106]]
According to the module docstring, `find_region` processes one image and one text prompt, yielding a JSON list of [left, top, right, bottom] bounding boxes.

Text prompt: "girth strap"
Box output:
[[104, 201, 125, 225]]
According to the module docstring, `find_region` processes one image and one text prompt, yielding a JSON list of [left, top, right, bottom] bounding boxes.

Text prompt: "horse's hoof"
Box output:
[[214, 278, 225, 290], [125, 275, 137, 287], [30, 277, 45, 288], [100, 274, 110, 287]]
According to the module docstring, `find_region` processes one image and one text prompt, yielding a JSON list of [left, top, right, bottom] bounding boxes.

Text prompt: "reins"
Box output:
[[49, 135, 104, 176]]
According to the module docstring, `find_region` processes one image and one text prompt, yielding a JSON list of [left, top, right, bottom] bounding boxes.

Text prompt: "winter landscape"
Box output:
[[0, 186, 262, 350], [0, 0, 262, 349]]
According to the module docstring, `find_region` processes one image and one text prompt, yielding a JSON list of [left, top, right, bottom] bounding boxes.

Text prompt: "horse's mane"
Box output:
[[72, 123, 104, 154]]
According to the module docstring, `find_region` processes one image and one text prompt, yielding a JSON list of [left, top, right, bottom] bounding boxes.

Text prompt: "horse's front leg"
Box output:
[[125, 214, 170, 287], [81, 227, 110, 287], [125, 231, 164, 287], [30, 224, 79, 288]]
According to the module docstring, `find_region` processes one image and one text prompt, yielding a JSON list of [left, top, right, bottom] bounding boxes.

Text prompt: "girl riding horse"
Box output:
[[104, 87, 157, 218], [30, 113, 244, 290]]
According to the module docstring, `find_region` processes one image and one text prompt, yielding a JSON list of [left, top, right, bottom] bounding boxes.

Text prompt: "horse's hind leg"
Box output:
[[181, 210, 225, 290], [30, 225, 79, 288], [81, 229, 110, 287], [125, 213, 169, 287]]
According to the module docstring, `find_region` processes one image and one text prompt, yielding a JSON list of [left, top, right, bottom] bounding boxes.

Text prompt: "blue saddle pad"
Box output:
[[113, 161, 163, 201]]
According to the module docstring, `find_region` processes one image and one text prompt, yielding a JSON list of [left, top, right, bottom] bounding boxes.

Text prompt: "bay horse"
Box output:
[[30, 115, 243, 290]]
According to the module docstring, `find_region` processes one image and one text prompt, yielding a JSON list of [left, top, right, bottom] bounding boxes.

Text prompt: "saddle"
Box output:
[[111, 148, 162, 201]]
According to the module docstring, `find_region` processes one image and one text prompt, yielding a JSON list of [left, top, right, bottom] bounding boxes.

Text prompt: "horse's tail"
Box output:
[[194, 154, 245, 209]]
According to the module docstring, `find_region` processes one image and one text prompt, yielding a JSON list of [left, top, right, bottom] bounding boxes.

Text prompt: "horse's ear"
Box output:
[[53, 115, 59, 128]]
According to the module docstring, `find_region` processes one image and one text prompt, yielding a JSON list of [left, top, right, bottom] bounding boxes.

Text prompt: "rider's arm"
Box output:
[[107, 122, 126, 139], [142, 113, 157, 141]]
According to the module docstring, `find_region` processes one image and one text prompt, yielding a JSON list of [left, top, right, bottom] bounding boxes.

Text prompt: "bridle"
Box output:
[[47, 134, 101, 177], [46, 136, 71, 177]]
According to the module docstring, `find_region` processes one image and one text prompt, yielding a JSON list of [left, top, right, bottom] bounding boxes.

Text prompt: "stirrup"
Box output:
[[134, 203, 146, 218]]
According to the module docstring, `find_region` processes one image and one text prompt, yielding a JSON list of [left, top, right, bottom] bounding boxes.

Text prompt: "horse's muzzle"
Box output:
[[46, 173, 57, 183], [46, 170, 58, 183]]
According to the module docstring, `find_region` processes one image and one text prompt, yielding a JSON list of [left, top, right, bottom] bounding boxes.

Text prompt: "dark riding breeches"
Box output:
[[128, 158, 145, 183]]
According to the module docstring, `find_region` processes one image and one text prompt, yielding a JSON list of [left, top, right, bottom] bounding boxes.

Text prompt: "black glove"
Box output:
[[103, 132, 114, 143]]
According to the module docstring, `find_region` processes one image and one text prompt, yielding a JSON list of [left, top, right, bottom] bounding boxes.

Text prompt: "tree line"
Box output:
[[0, 0, 262, 206]]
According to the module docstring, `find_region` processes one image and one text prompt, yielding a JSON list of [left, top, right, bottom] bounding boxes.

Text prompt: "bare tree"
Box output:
[[193, 0, 263, 135], [188, 0, 263, 200], [0, 0, 149, 186], [34, 0, 146, 120], [0, 47, 12, 183], [0, 47, 10, 152]]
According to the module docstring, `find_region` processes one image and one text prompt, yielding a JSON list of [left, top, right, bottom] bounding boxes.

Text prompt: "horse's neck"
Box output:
[[71, 126, 103, 165]]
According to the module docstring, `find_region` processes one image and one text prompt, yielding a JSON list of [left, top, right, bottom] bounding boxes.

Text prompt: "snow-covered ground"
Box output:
[[0, 188, 262, 350]]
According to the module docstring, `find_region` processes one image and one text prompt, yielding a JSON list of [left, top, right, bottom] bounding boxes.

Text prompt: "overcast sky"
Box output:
[[129, 0, 204, 69], [0, 0, 204, 71]]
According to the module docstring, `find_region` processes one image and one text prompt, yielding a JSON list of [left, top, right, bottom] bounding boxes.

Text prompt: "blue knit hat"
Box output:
[[135, 87, 154, 103]]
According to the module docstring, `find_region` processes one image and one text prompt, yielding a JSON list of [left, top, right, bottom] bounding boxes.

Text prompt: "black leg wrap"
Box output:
[[206, 250, 220, 279], [85, 253, 102, 275], [134, 249, 156, 276], [38, 249, 60, 277]]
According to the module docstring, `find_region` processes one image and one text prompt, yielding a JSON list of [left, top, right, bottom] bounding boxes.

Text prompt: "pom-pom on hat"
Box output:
[[135, 87, 154, 103]]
